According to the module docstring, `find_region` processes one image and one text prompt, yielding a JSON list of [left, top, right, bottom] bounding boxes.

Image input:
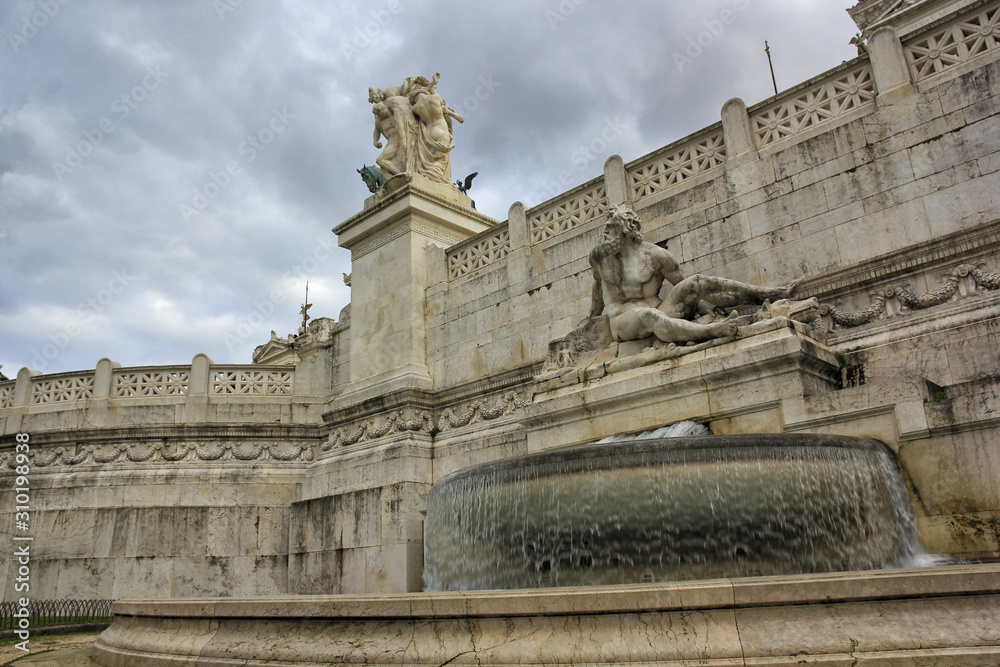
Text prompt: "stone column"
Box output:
[[507, 201, 529, 251], [3, 368, 40, 435], [720, 97, 774, 197], [182, 353, 214, 422], [12, 368, 39, 408], [506, 201, 534, 313], [93, 358, 119, 400], [721, 98, 758, 161], [603, 155, 630, 206], [868, 26, 914, 104], [87, 358, 120, 427], [189, 354, 213, 395]]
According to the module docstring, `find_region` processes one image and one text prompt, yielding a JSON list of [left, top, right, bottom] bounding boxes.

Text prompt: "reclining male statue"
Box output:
[[589, 204, 799, 344]]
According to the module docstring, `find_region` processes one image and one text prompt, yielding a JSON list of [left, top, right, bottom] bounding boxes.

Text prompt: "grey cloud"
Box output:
[[0, 0, 859, 372]]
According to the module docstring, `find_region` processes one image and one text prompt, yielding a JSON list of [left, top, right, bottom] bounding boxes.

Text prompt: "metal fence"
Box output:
[[0, 599, 114, 631]]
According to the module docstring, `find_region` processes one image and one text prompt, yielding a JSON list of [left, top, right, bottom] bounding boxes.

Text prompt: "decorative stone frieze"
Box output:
[[322, 409, 435, 450], [319, 385, 535, 449], [436, 389, 533, 433], [819, 262, 1000, 328], [14, 439, 315, 468]]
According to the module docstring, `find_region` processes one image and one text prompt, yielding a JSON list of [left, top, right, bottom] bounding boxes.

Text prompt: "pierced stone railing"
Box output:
[[625, 124, 726, 203], [0, 357, 312, 422], [447, 223, 512, 280], [445, 175, 610, 280], [31, 372, 95, 405], [212, 367, 293, 396], [0, 382, 13, 410], [527, 179, 608, 245], [904, 1, 1000, 83], [750, 58, 876, 150], [114, 367, 190, 398]]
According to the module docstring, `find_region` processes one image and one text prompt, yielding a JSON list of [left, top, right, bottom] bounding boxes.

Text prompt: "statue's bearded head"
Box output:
[[603, 204, 643, 252]]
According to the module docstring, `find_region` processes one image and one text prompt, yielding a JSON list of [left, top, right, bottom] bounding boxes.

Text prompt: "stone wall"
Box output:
[[2, 0, 999, 599], [426, 7, 1000, 390], [0, 354, 327, 599]]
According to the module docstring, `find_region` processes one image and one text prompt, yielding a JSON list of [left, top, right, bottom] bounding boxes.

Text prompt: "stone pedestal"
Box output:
[[524, 321, 841, 452], [332, 174, 494, 405], [309, 175, 497, 594]]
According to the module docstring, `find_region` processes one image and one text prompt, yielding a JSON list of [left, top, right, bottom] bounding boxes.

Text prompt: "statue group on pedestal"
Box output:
[[364, 73, 464, 191]]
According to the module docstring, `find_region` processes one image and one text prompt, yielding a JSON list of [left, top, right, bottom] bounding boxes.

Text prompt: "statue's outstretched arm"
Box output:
[[662, 266, 685, 287], [655, 247, 685, 287]]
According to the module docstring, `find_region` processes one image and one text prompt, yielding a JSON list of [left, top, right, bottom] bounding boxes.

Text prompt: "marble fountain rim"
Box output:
[[431, 433, 891, 488], [108, 563, 1000, 620]]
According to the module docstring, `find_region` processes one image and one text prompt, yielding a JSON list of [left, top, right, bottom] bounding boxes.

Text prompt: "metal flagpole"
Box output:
[[765, 40, 778, 95]]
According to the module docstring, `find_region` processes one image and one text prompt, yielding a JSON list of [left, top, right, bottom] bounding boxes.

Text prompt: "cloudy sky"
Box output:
[[0, 0, 860, 376]]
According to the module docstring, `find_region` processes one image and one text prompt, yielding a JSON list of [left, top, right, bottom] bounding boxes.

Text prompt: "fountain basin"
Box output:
[[425, 434, 921, 591], [92, 565, 1000, 666]]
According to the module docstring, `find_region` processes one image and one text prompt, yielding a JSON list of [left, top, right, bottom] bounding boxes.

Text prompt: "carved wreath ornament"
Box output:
[[322, 390, 532, 451], [820, 263, 1000, 328], [7, 441, 315, 468]]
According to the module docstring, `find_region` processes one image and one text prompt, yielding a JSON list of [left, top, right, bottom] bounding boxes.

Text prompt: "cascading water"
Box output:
[[424, 433, 924, 591]]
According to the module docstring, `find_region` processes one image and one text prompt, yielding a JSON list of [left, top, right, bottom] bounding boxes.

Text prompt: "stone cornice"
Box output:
[[850, 0, 921, 32], [322, 387, 437, 426], [799, 219, 1000, 300], [434, 361, 544, 407], [333, 181, 498, 240], [850, 0, 988, 37]]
